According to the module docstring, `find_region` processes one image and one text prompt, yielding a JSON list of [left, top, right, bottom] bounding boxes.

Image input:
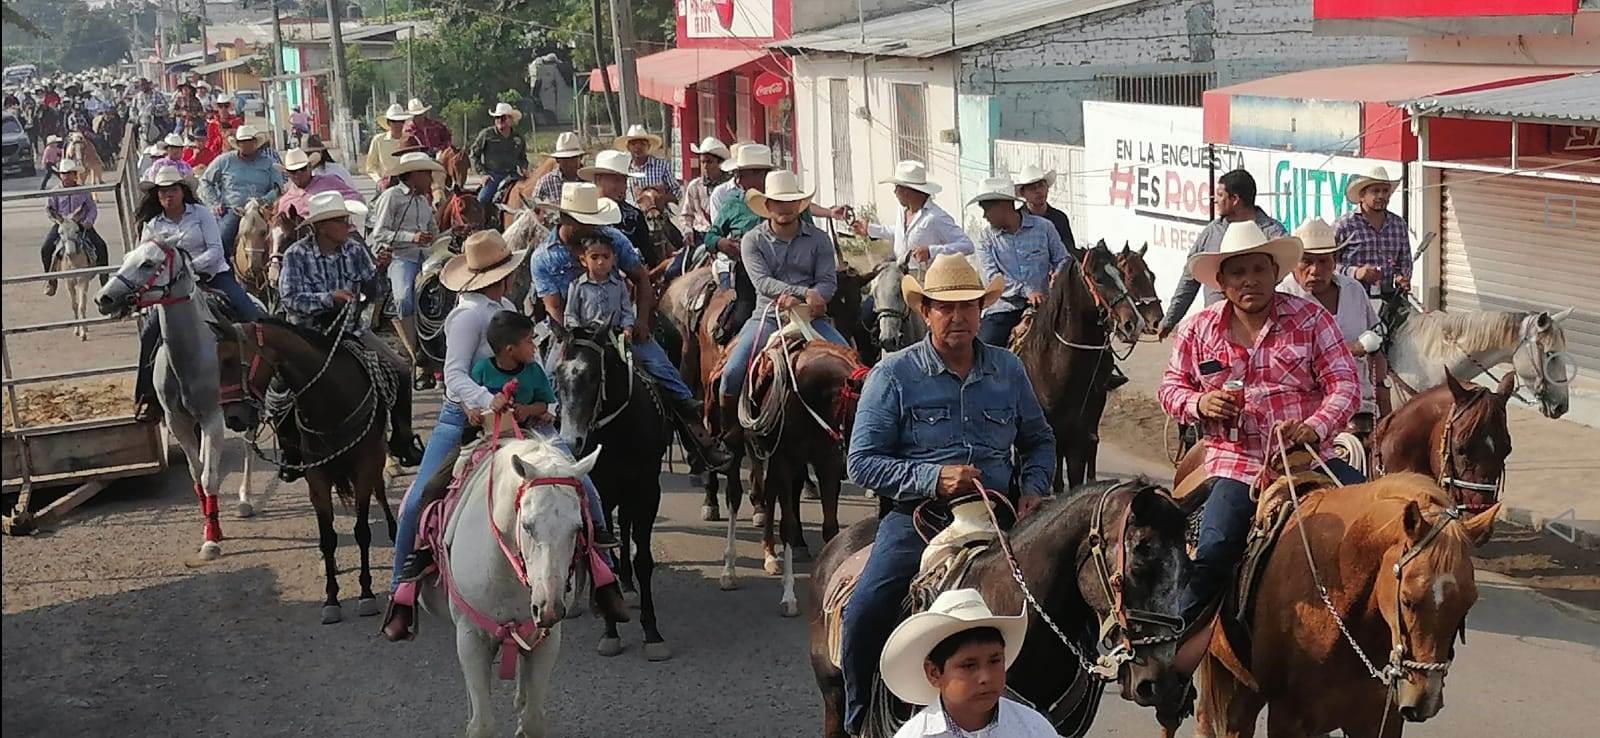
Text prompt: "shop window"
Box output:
[[697, 86, 718, 145], [1098, 72, 1215, 108], [735, 75, 752, 144], [892, 82, 928, 164]]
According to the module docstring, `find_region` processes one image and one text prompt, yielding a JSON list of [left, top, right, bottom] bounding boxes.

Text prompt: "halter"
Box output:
[[1083, 483, 1187, 657], [116, 240, 192, 309], [1114, 252, 1162, 324], [566, 335, 633, 433], [1051, 256, 1141, 360], [1435, 397, 1502, 510]]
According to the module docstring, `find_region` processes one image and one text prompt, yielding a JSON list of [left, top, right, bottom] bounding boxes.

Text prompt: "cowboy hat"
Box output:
[[144, 142, 168, 157], [406, 98, 432, 116], [725, 143, 776, 172], [967, 175, 1024, 206], [301, 134, 328, 153], [1294, 217, 1343, 255], [548, 131, 585, 159], [390, 151, 445, 177], [1343, 165, 1399, 203], [391, 136, 428, 156], [381, 102, 412, 123], [139, 164, 199, 192], [439, 230, 528, 292], [903, 253, 1004, 311], [745, 170, 812, 219], [45, 134, 62, 145], [233, 124, 268, 144], [689, 135, 731, 160], [579, 150, 644, 181], [880, 160, 941, 195], [278, 148, 314, 172], [487, 102, 523, 125], [879, 589, 1028, 706], [1188, 220, 1305, 290], [53, 158, 82, 175], [162, 132, 186, 148], [539, 182, 621, 226], [613, 124, 662, 151], [1014, 164, 1056, 188], [303, 191, 364, 225]]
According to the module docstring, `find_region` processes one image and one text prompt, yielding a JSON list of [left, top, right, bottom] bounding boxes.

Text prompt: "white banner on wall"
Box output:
[[681, 0, 774, 39]]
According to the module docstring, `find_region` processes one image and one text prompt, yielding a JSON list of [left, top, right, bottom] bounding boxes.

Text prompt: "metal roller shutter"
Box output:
[[1439, 169, 1600, 411]]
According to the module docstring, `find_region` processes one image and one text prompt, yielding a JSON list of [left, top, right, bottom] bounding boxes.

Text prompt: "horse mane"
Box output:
[[1365, 473, 1473, 571], [1406, 310, 1524, 357], [1016, 259, 1084, 357], [466, 436, 584, 533]]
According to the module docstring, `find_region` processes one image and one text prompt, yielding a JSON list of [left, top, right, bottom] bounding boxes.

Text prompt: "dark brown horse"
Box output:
[[809, 480, 1196, 738], [1016, 242, 1143, 491], [1114, 242, 1164, 337], [1371, 372, 1515, 513]]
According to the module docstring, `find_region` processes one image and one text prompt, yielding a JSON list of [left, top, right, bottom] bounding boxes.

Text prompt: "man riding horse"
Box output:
[[1156, 221, 1364, 629], [840, 253, 1056, 737], [470, 102, 526, 212], [201, 125, 285, 266], [1278, 218, 1383, 427], [368, 151, 446, 385]]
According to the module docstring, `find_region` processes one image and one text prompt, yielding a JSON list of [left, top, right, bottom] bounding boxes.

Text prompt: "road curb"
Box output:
[[1502, 504, 1600, 551]]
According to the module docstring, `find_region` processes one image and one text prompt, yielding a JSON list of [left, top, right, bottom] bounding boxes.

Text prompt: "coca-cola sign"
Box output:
[[752, 71, 788, 106]]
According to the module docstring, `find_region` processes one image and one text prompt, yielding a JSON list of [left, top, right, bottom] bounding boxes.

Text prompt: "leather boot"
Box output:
[[670, 394, 735, 473], [1107, 362, 1131, 391], [388, 433, 425, 468], [381, 602, 415, 642], [396, 547, 435, 582], [717, 393, 743, 449], [593, 582, 631, 623], [590, 525, 620, 550]]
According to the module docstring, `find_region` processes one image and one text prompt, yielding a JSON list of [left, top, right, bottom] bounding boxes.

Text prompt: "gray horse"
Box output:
[[96, 237, 252, 563], [869, 252, 927, 353], [1384, 301, 1575, 419]]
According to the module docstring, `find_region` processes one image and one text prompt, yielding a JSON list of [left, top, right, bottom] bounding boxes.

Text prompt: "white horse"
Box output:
[[420, 435, 598, 738], [95, 238, 252, 562], [49, 217, 94, 340], [1386, 302, 1575, 418]]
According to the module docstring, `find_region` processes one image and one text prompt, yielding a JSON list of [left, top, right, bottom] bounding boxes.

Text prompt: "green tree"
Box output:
[[61, 9, 131, 70]]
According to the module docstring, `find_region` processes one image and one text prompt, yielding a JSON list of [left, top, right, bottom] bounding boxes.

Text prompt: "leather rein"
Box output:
[[1084, 482, 1187, 655]]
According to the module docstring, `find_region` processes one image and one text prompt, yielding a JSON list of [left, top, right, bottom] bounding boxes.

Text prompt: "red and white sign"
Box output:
[[1313, 0, 1576, 19], [752, 71, 788, 106], [682, 0, 774, 39], [1553, 126, 1600, 153]]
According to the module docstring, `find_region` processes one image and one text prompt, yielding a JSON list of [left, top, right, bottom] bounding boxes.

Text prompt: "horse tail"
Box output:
[[1197, 657, 1240, 737]]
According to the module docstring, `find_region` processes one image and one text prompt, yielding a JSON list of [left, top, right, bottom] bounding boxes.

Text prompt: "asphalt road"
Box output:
[[2, 167, 1597, 737]]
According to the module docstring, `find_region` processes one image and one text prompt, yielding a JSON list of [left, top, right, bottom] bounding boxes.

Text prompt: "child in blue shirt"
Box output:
[[563, 237, 637, 337]]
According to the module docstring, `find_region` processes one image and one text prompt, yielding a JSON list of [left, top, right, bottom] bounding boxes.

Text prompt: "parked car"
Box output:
[[2, 113, 34, 177], [234, 91, 265, 116]]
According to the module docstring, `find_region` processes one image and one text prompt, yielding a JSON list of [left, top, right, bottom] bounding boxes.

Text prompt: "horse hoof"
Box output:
[[236, 501, 255, 518], [321, 605, 343, 624], [597, 637, 624, 657], [779, 600, 800, 618], [701, 505, 722, 522], [763, 556, 782, 576], [356, 597, 380, 617], [184, 542, 222, 568], [752, 512, 768, 528], [643, 642, 673, 662], [719, 574, 739, 591]]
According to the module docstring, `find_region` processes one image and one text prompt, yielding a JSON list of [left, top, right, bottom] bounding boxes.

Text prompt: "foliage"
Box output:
[[496, 88, 522, 105], [0, 0, 145, 72], [438, 95, 483, 145], [346, 50, 382, 118], [2, 1, 45, 37]]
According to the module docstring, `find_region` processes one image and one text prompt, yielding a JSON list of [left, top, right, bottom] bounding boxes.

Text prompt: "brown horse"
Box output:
[[809, 479, 1196, 738], [1114, 242, 1164, 336], [1015, 242, 1144, 491], [496, 176, 541, 230], [1175, 473, 1498, 738], [438, 144, 469, 190], [1371, 372, 1515, 513], [435, 186, 486, 247]]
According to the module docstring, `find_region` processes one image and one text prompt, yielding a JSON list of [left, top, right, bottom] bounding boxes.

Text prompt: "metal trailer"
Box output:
[[1, 129, 167, 535]]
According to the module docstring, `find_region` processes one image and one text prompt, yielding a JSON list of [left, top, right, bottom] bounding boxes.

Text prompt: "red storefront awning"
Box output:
[[588, 47, 773, 108]]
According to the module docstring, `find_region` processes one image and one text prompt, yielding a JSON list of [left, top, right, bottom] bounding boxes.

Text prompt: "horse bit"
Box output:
[[1083, 482, 1187, 672]]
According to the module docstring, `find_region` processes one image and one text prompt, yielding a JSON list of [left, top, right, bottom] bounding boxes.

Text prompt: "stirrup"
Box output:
[[397, 548, 435, 583]]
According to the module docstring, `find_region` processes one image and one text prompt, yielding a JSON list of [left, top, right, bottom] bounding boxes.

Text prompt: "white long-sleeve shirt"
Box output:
[[441, 291, 516, 411], [865, 201, 974, 264]]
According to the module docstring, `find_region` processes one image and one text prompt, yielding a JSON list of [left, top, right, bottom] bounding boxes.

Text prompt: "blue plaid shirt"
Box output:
[[973, 214, 1071, 316], [627, 155, 681, 203], [534, 170, 582, 205], [278, 235, 376, 334], [529, 226, 644, 300]]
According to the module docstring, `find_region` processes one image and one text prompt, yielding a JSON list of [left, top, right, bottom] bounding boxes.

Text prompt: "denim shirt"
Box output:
[[529, 226, 643, 299], [741, 220, 837, 316], [564, 272, 636, 330], [199, 150, 285, 210], [974, 214, 1070, 316], [847, 337, 1056, 502]]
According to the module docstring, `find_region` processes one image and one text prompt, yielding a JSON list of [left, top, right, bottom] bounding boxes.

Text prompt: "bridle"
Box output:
[[1082, 482, 1188, 660], [564, 334, 634, 434], [1435, 395, 1503, 512], [1510, 314, 1573, 412], [1054, 253, 1142, 360], [1114, 251, 1162, 335], [115, 240, 191, 309]]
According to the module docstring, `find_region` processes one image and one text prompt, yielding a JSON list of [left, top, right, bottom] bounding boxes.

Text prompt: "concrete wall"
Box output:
[[792, 0, 930, 36], [959, 0, 1408, 146], [1407, 10, 1600, 64]]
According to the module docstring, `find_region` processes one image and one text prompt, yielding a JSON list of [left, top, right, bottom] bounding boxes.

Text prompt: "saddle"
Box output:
[[1008, 307, 1037, 354], [737, 310, 830, 438]]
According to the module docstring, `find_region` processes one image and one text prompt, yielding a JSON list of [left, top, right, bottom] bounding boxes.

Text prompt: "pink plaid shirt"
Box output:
[[1159, 293, 1360, 484]]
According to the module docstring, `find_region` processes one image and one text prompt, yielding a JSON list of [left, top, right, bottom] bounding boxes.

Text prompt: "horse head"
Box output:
[[500, 204, 550, 253], [1511, 308, 1575, 419], [506, 440, 601, 628], [54, 217, 84, 258], [439, 188, 487, 237], [1437, 372, 1515, 512], [828, 262, 870, 337], [1115, 242, 1162, 336], [96, 236, 193, 318], [870, 254, 926, 352], [547, 323, 630, 455], [1080, 241, 1143, 344]]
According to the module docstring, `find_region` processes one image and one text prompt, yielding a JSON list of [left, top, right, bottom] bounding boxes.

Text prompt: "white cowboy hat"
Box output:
[[390, 151, 445, 177], [144, 142, 168, 157], [613, 124, 662, 151], [381, 102, 412, 123], [689, 135, 731, 160], [303, 191, 365, 224], [880, 160, 941, 195], [138, 164, 199, 192], [278, 148, 314, 172], [1014, 164, 1056, 188], [879, 589, 1028, 706], [1343, 165, 1399, 203], [233, 124, 268, 143], [1294, 217, 1343, 255], [439, 230, 528, 292], [53, 158, 82, 174], [725, 143, 776, 172], [487, 102, 523, 125], [45, 134, 62, 145], [579, 149, 644, 181], [746, 170, 813, 219], [967, 175, 1024, 206], [549, 131, 585, 159], [903, 253, 1004, 311], [1188, 220, 1305, 290], [539, 182, 621, 226], [162, 132, 186, 148], [406, 98, 432, 116]]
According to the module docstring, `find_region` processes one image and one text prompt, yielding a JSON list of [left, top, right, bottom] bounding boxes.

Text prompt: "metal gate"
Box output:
[[828, 78, 854, 206], [993, 139, 1088, 240]]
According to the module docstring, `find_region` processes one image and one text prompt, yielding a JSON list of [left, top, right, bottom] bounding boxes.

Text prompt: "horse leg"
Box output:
[[455, 625, 498, 738], [616, 506, 636, 596], [790, 463, 814, 562], [631, 480, 670, 662], [307, 475, 342, 624], [514, 628, 561, 738], [198, 413, 227, 540], [374, 478, 399, 542], [750, 455, 769, 528], [719, 469, 741, 590], [353, 457, 382, 617], [816, 453, 843, 544], [778, 462, 803, 618], [759, 456, 783, 576], [169, 411, 221, 564], [701, 468, 722, 521]]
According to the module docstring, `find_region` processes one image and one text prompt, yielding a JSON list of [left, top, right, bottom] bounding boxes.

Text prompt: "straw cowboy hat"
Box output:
[[391, 135, 428, 157], [880, 160, 941, 195], [579, 150, 644, 181], [381, 103, 412, 123], [406, 98, 432, 116], [1294, 217, 1343, 255], [233, 124, 269, 144], [162, 132, 186, 148], [1014, 164, 1056, 188], [487, 102, 523, 124], [879, 589, 1028, 706], [903, 253, 1004, 311], [746, 170, 812, 219], [967, 175, 1024, 206], [53, 158, 82, 175], [278, 148, 314, 172], [549, 131, 585, 159], [1188, 220, 1304, 290], [614, 124, 663, 151], [45, 134, 62, 145], [539, 182, 621, 226], [390, 151, 445, 177], [301, 191, 358, 224], [725, 143, 777, 172], [439, 230, 528, 292], [690, 135, 731, 160], [1344, 165, 1399, 203]]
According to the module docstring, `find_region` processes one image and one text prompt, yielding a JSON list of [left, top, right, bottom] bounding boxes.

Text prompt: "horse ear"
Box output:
[[548, 321, 571, 346], [573, 446, 602, 477], [1549, 306, 1574, 324], [1444, 371, 1472, 402], [1461, 502, 1502, 547], [1494, 372, 1517, 399], [1139, 242, 1149, 257], [1120, 242, 1131, 255], [1128, 485, 1185, 534], [511, 455, 536, 480], [1402, 499, 1427, 545]]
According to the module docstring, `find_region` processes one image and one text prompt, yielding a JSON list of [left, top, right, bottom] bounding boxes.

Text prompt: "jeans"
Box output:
[[477, 173, 507, 209], [41, 223, 110, 285], [218, 210, 242, 269], [1180, 457, 1365, 619], [977, 309, 1023, 347], [841, 510, 929, 733], [136, 271, 262, 405], [719, 316, 848, 398], [631, 337, 695, 402], [387, 254, 423, 318]]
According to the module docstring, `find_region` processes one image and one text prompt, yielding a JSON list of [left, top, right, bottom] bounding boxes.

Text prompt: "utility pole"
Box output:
[[608, 0, 640, 128], [591, 0, 617, 134], [405, 0, 414, 97], [199, 0, 210, 64], [270, 0, 286, 147], [326, 0, 351, 113]]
